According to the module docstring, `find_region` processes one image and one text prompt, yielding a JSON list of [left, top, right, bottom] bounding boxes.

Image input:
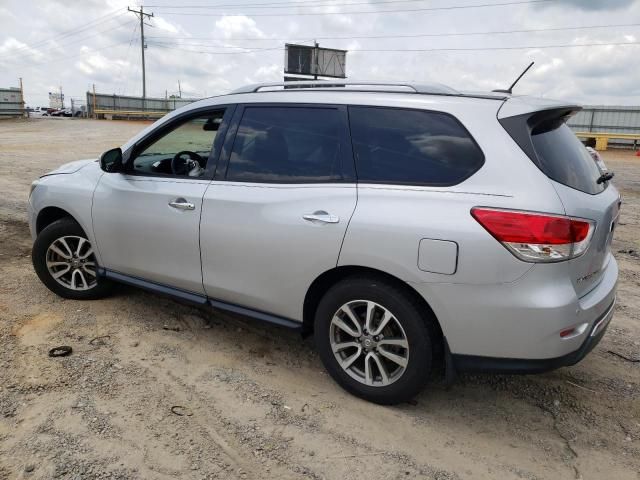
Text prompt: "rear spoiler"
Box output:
[[498, 106, 581, 165]]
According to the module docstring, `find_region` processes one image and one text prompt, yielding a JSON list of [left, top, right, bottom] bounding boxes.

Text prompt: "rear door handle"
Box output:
[[303, 210, 340, 224], [169, 198, 195, 211]]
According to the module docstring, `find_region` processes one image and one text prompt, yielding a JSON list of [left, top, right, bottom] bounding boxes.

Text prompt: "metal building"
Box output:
[[568, 105, 640, 148], [0, 87, 25, 118], [86, 92, 199, 119]]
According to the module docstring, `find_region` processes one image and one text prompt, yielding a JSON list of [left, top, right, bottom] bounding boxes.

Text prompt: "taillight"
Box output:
[[471, 207, 595, 262]]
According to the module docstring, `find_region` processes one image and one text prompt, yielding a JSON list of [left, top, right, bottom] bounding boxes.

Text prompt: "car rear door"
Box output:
[[200, 104, 357, 321]]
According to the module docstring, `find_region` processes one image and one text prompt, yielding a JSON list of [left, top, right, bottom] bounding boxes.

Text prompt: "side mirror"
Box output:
[[100, 147, 123, 172]]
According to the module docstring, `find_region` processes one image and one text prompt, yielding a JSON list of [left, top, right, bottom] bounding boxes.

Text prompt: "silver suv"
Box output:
[[28, 82, 620, 404]]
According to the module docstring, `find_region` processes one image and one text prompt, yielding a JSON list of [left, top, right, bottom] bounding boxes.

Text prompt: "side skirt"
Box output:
[[98, 268, 303, 331]]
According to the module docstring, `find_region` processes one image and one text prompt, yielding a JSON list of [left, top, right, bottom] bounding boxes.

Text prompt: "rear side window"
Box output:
[[530, 122, 604, 194], [226, 107, 346, 183], [348, 107, 484, 185]]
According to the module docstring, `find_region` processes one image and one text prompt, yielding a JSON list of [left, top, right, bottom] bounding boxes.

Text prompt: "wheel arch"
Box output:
[[302, 266, 444, 346], [36, 206, 78, 235]]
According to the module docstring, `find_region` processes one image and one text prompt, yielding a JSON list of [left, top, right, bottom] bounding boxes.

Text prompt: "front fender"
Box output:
[[29, 163, 104, 265]]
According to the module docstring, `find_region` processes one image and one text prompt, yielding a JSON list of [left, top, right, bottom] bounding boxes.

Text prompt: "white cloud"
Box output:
[[533, 58, 564, 76], [255, 64, 281, 80], [0, 37, 44, 62], [537, 0, 635, 11], [243, 63, 281, 85], [206, 77, 232, 94], [0, 6, 16, 22], [74, 47, 129, 83], [152, 17, 179, 35], [317, 8, 354, 31], [214, 15, 266, 40]]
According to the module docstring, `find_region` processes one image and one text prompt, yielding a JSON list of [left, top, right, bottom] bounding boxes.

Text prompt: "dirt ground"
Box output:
[[0, 117, 638, 480]]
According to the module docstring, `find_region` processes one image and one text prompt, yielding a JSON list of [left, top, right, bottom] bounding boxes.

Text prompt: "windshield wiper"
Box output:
[[596, 171, 614, 184]]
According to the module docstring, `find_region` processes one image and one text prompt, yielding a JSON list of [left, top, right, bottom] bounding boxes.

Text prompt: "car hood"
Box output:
[[41, 158, 98, 177]]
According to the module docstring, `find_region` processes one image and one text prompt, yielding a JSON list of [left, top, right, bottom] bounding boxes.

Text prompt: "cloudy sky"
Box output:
[[1, 0, 639, 108]]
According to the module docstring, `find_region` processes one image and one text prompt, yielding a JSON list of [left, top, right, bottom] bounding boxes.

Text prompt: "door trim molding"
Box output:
[[98, 268, 303, 331]]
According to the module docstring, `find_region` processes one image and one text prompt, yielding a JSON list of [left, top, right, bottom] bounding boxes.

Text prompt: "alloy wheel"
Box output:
[[329, 300, 409, 387], [45, 235, 97, 291]]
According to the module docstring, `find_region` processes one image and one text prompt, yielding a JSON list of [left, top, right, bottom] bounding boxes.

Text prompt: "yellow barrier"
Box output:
[[575, 132, 640, 151]]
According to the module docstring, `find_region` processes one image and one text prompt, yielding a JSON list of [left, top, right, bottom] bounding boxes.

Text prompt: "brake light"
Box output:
[[471, 207, 594, 262]]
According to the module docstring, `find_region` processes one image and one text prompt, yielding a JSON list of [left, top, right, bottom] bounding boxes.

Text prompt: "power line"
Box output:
[[131, 35, 143, 97], [0, 19, 135, 62], [145, 22, 640, 43], [147, 39, 291, 49], [144, 40, 640, 55], [13, 38, 639, 72], [113, 22, 140, 95], [123, 26, 140, 95], [153, 0, 554, 17], [148, 0, 502, 10], [356, 41, 640, 52], [26, 10, 125, 48], [146, 0, 455, 8], [0, 10, 126, 60], [146, 42, 282, 54], [10, 41, 132, 68]]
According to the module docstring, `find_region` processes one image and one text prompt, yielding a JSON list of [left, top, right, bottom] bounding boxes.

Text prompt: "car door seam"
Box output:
[[337, 104, 359, 268], [199, 180, 213, 296], [90, 171, 107, 266]]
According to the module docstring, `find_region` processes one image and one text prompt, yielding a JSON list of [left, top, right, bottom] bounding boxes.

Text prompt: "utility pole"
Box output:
[[128, 6, 153, 101], [313, 41, 319, 80], [60, 86, 64, 109], [178, 79, 182, 98], [19, 77, 25, 117], [92, 84, 97, 118]]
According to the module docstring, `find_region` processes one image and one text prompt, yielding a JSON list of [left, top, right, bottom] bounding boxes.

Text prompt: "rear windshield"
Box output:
[[530, 122, 605, 194]]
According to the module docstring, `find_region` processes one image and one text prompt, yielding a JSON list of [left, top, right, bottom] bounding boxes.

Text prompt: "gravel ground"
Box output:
[[0, 117, 639, 480]]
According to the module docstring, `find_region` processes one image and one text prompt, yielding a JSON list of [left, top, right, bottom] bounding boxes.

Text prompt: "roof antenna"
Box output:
[[493, 61, 534, 94]]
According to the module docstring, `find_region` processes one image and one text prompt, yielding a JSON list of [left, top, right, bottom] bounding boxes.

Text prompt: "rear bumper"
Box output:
[[409, 254, 618, 360], [450, 297, 615, 374]]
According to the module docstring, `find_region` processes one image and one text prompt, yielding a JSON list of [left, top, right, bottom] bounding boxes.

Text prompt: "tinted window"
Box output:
[[226, 107, 345, 183], [348, 107, 484, 185], [531, 122, 605, 194]]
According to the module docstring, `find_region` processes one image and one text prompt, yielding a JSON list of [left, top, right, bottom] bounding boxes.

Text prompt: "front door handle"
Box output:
[[169, 198, 195, 211], [303, 210, 340, 224]]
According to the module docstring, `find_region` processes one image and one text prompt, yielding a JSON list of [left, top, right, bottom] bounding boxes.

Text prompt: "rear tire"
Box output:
[[314, 276, 434, 405], [32, 218, 112, 300]]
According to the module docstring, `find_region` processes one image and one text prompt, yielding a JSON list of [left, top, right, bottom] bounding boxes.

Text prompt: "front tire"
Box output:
[[32, 218, 112, 300], [315, 276, 435, 405]]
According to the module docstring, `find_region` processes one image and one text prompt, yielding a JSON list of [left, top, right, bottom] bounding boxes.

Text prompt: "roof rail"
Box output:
[[230, 80, 459, 96]]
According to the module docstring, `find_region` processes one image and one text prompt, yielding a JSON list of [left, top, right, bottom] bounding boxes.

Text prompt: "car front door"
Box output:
[[92, 107, 232, 295], [200, 104, 357, 321]]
